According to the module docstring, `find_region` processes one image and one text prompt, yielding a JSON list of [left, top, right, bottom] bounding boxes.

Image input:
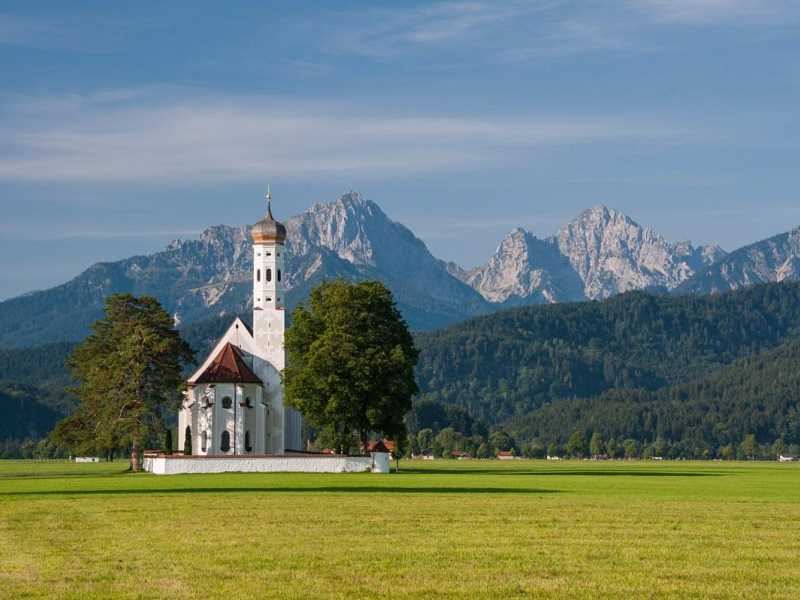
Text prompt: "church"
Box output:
[[177, 189, 303, 456]]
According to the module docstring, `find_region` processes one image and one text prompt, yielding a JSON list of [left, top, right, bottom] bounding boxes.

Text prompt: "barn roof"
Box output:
[[193, 343, 262, 384]]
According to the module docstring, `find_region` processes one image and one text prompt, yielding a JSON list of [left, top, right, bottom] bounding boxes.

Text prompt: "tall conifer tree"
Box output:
[[53, 294, 193, 470]]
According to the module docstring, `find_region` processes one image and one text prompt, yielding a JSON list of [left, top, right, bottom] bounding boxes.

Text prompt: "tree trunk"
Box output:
[[130, 437, 140, 472]]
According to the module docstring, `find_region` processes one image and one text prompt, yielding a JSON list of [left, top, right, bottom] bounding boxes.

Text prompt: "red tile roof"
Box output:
[[194, 343, 262, 384]]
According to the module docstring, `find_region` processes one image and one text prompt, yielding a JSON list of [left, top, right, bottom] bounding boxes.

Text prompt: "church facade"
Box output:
[[178, 190, 302, 455]]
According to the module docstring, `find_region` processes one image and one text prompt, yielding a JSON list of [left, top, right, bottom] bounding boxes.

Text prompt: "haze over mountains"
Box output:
[[2, 191, 800, 348]]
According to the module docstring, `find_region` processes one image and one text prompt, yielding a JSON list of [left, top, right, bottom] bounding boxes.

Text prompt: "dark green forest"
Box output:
[[415, 282, 800, 425], [507, 337, 800, 456]]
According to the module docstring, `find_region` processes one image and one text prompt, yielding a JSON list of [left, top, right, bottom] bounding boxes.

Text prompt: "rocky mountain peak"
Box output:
[[464, 205, 729, 305]]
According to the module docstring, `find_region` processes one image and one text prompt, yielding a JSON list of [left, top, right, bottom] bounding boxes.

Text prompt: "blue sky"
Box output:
[[1, 0, 800, 299]]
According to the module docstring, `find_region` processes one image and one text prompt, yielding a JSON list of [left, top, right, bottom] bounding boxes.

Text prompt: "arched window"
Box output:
[[221, 430, 231, 452], [277, 269, 281, 282], [201, 430, 208, 452], [266, 268, 272, 282], [256, 269, 261, 282], [222, 396, 232, 409], [245, 397, 253, 408], [245, 431, 252, 452], [184, 426, 192, 455]]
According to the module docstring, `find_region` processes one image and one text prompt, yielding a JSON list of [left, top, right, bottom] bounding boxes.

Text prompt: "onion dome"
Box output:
[[251, 185, 286, 244]]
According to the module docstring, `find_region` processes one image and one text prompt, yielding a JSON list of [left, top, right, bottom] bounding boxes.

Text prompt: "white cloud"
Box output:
[[319, 1, 800, 64], [630, 0, 800, 25], [0, 91, 699, 183]]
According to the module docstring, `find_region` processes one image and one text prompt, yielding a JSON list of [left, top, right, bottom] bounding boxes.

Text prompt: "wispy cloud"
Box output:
[[318, 1, 800, 63], [0, 90, 701, 184], [630, 0, 800, 25]]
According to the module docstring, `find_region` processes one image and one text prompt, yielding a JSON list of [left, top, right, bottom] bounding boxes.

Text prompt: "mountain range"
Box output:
[[1, 191, 800, 348]]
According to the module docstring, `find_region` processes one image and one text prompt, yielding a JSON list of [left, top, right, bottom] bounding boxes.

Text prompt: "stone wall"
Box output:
[[142, 454, 387, 475]]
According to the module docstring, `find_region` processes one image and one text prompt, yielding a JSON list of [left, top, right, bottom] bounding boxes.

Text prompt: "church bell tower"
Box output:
[[251, 185, 286, 370]]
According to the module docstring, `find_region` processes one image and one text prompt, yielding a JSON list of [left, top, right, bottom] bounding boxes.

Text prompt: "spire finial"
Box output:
[[266, 184, 273, 218]]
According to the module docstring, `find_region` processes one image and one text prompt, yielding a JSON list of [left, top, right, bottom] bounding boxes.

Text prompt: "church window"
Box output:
[[266, 268, 272, 282], [257, 269, 261, 282], [201, 431, 208, 452], [245, 431, 252, 452], [245, 397, 253, 408], [277, 269, 281, 282], [222, 396, 233, 409], [266, 251, 271, 256], [221, 430, 231, 452], [266, 297, 272, 302]]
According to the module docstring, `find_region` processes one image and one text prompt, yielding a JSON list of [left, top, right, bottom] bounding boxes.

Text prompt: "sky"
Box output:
[[1, 0, 800, 299]]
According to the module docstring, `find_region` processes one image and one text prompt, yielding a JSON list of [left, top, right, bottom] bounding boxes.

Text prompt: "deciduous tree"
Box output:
[[284, 281, 418, 455]]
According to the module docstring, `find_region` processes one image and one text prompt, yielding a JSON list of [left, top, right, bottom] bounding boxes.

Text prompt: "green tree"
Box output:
[[489, 431, 514, 452], [772, 438, 786, 458], [53, 294, 193, 470], [546, 442, 559, 458], [719, 444, 735, 460], [606, 437, 619, 459], [417, 428, 434, 455], [524, 439, 546, 459], [740, 434, 758, 460], [623, 438, 639, 459], [566, 430, 587, 458], [435, 427, 463, 458], [284, 281, 419, 454], [654, 437, 668, 457], [476, 442, 493, 458], [589, 432, 605, 458]]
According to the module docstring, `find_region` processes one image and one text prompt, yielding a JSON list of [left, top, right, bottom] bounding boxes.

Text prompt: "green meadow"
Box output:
[[1, 460, 798, 599]]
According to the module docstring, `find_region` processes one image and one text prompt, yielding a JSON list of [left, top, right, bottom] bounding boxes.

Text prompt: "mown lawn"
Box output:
[[0, 459, 798, 599]]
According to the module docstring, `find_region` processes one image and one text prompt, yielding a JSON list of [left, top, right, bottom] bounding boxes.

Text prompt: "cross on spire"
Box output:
[[265, 184, 273, 218]]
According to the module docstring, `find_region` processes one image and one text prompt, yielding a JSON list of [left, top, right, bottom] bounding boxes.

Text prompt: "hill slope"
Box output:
[[508, 337, 800, 451], [414, 282, 800, 425]]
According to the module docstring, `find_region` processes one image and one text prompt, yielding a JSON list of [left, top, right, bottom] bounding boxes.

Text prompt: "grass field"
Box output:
[[1, 459, 798, 599]]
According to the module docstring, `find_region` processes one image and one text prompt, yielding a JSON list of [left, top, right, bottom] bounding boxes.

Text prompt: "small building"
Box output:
[[778, 455, 797, 462], [497, 451, 515, 460], [74, 456, 100, 463], [451, 450, 472, 460]]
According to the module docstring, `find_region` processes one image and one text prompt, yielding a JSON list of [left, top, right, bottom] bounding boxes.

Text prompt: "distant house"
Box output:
[[451, 450, 472, 460], [496, 451, 515, 460], [778, 455, 797, 462], [546, 455, 561, 461]]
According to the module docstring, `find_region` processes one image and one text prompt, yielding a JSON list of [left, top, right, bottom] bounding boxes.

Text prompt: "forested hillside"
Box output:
[[415, 282, 800, 425], [5, 282, 800, 458], [508, 338, 800, 455]]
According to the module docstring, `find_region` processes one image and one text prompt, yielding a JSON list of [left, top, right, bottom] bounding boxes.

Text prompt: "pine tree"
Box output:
[[53, 294, 193, 470]]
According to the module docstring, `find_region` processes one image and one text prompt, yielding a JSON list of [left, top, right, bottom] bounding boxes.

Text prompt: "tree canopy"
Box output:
[[51, 294, 193, 469], [284, 280, 418, 454]]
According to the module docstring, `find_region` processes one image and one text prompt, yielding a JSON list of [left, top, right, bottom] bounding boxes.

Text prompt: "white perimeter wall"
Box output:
[[143, 455, 389, 475]]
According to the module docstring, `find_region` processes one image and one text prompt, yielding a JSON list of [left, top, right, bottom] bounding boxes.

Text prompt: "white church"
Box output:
[[179, 188, 301, 456], [144, 189, 389, 475]]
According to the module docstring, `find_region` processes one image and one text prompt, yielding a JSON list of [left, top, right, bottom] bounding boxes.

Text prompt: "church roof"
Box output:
[[194, 343, 262, 384], [251, 188, 286, 244], [368, 440, 391, 453]]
